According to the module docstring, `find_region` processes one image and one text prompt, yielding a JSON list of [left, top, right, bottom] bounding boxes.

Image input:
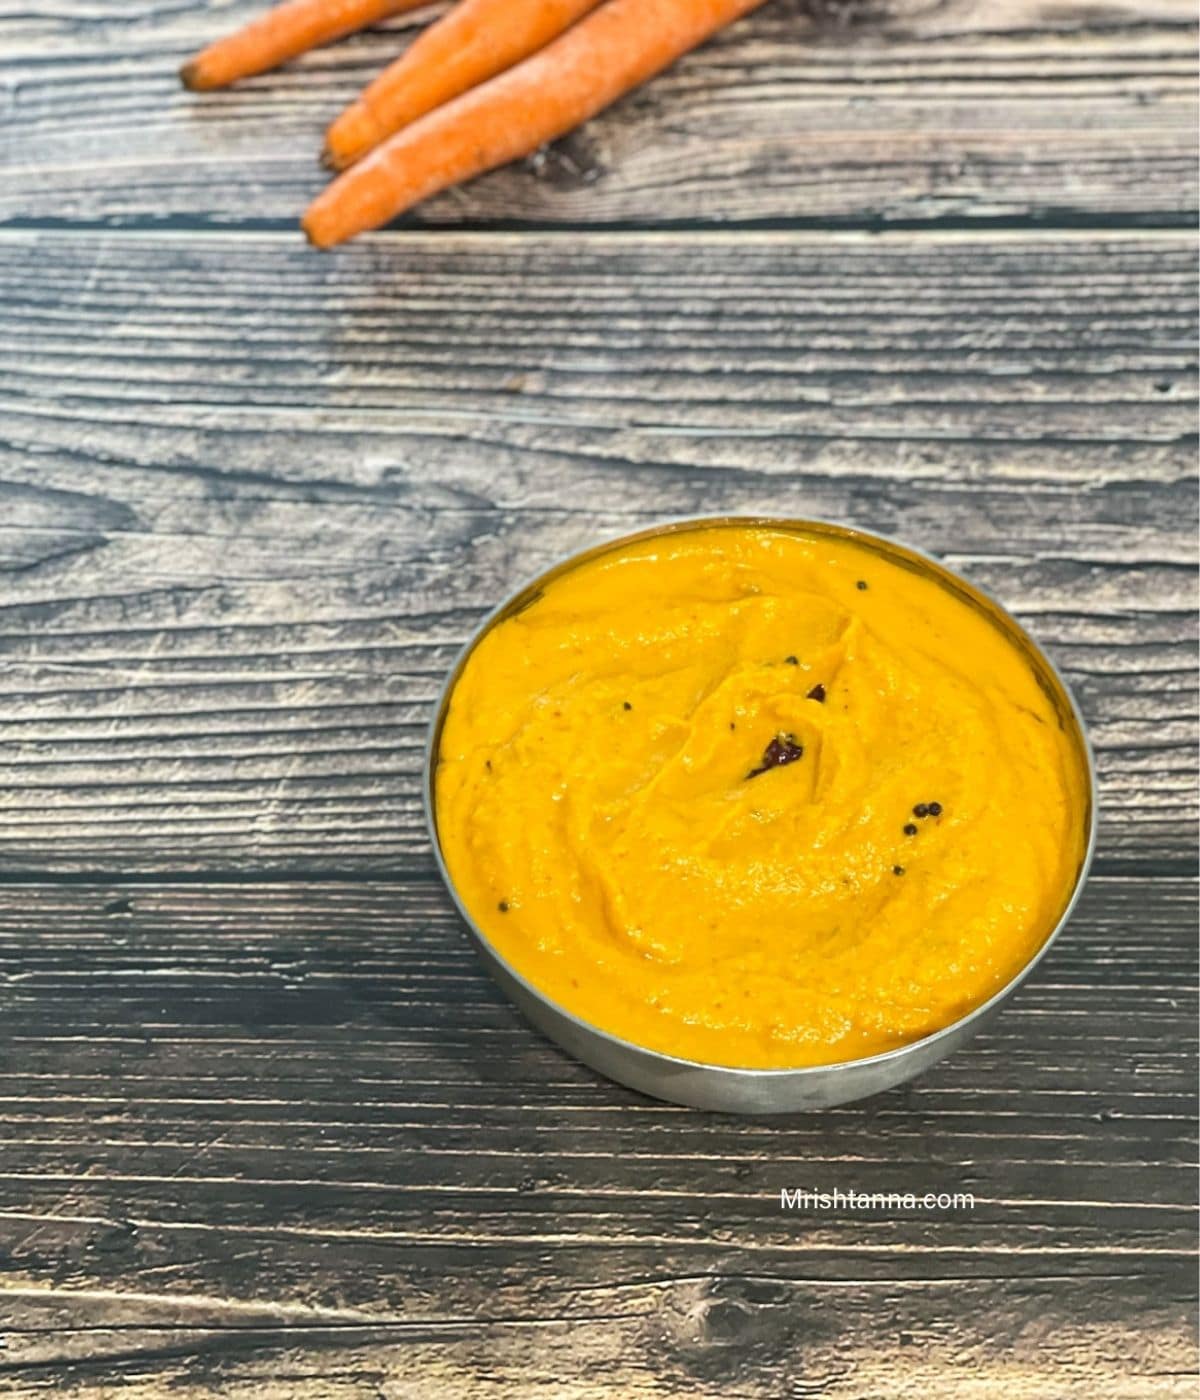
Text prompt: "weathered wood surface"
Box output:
[[2, 0, 1197, 229], [0, 229, 1194, 873], [0, 874, 1195, 1396], [0, 0, 1196, 1393]]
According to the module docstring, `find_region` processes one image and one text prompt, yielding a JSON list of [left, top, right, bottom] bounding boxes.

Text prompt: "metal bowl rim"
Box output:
[[422, 513, 1099, 1081]]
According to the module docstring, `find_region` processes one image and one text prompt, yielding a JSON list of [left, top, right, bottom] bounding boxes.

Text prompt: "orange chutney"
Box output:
[[434, 523, 1090, 1069]]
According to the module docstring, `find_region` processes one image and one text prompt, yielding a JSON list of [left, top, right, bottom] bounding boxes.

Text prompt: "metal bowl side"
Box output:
[[423, 516, 1098, 1114]]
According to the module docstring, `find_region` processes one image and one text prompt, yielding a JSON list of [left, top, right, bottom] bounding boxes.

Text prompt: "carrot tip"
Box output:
[[300, 214, 332, 250], [319, 144, 344, 174], [180, 58, 221, 91]]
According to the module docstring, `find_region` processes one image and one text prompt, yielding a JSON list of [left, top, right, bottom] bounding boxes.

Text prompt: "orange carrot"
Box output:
[[181, 0, 431, 91], [303, 0, 768, 247], [323, 0, 605, 171]]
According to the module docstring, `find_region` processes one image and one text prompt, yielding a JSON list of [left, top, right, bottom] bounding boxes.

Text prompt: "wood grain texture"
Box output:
[[1, 0, 1196, 230], [0, 228, 1194, 874], [1, 0, 1197, 1390], [0, 874, 1195, 1395]]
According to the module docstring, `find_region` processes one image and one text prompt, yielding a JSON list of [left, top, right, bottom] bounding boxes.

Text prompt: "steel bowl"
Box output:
[[424, 517, 1097, 1113]]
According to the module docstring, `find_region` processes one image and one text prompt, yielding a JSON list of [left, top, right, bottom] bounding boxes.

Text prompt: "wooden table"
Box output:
[[1, 2, 1197, 1394]]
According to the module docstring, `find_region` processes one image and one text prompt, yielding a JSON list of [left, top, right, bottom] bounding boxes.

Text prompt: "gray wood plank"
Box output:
[[0, 228, 1194, 873], [0, 874, 1194, 1395], [1, 3, 1195, 1394], [0, 873, 1187, 1388], [1, 0, 1196, 230]]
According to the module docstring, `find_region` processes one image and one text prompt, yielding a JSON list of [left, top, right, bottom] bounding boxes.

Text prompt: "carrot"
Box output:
[[303, 0, 768, 247], [323, 0, 605, 171], [180, 0, 431, 91]]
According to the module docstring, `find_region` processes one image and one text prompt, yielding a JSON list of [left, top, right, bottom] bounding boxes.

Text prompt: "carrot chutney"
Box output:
[[434, 522, 1090, 1069]]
